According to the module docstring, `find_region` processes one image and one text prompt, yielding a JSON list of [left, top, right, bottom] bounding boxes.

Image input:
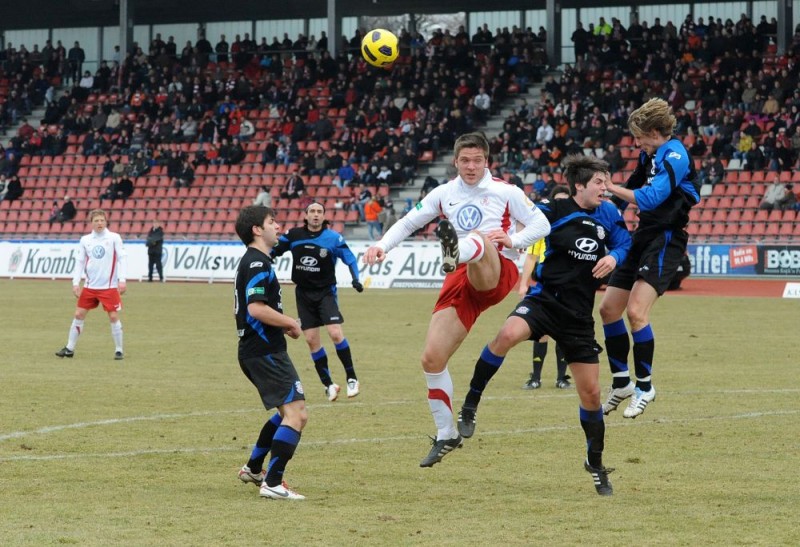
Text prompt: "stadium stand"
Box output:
[[1, 14, 799, 244], [1, 26, 549, 239]]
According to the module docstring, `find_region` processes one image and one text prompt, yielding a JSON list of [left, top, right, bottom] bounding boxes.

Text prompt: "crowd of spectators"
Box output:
[[486, 13, 800, 204], [1, 22, 549, 226], [3, 13, 800, 230]]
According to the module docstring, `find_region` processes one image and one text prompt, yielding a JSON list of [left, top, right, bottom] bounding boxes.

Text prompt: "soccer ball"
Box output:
[[361, 28, 399, 67]]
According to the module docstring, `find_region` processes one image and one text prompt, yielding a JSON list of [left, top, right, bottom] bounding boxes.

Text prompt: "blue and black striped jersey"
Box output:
[[272, 226, 360, 290], [234, 247, 286, 358], [618, 137, 699, 233], [530, 198, 632, 314]]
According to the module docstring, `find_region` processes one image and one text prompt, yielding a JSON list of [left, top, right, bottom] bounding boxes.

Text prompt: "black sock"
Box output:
[[247, 412, 282, 473], [311, 347, 332, 386], [579, 407, 605, 468], [265, 425, 301, 487], [335, 339, 357, 380], [604, 319, 631, 389], [464, 345, 505, 409], [555, 345, 568, 381], [532, 341, 547, 381], [632, 324, 654, 391]]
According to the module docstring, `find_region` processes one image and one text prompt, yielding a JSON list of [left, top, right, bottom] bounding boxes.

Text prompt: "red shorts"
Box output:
[[433, 256, 519, 331], [78, 287, 123, 313]]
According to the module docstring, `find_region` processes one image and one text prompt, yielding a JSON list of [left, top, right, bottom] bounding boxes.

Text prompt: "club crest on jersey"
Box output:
[[91, 245, 106, 258], [596, 226, 606, 240], [455, 205, 483, 230], [294, 381, 304, 395], [319, 249, 328, 258]]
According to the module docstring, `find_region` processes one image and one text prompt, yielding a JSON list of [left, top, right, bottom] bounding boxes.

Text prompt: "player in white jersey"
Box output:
[[55, 209, 128, 360], [364, 132, 550, 467]]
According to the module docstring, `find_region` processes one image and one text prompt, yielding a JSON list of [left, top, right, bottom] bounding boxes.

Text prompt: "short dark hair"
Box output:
[[549, 184, 571, 199], [235, 205, 273, 245], [454, 132, 490, 158], [560, 154, 610, 194]]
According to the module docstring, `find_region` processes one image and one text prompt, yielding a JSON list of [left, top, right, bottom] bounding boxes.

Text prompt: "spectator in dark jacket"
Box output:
[[49, 195, 77, 224]]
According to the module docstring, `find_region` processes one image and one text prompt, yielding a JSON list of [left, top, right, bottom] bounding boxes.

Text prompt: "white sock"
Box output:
[[111, 320, 123, 352], [458, 233, 485, 264], [67, 319, 84, 351], [425, 368, 458, 440]]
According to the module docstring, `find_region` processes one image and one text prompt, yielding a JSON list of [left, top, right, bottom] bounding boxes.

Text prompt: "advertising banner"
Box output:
[[2, 240, 797, 285], [0, 240, 458, 288]]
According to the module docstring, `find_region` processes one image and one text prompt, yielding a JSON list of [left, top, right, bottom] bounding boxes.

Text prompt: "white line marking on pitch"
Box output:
[[2, 388, 797, 443], [1, 409, 797, 462]]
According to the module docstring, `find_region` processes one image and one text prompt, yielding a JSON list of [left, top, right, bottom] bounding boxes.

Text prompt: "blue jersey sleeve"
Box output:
[[271, 233, 291, 257], [331, 230, 360, 280], [633, 141, 692, 211], [596, 202, 632, 266]]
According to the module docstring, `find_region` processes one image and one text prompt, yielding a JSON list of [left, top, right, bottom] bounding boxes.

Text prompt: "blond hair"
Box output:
[[628, 98, 676, 137], [89, 209, 107, 221]]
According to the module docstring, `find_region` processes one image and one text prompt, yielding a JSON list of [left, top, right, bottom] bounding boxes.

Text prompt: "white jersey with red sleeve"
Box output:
[[72, 229, 127, 289], [376, 168, 550, 261]]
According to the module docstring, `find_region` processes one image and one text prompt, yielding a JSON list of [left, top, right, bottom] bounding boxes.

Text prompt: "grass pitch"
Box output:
[[0, 279, 798, 545]]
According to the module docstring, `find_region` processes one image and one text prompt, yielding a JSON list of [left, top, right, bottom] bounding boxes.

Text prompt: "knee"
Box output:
[[296, 410, 309, 430], [285, 407, 308, 430], [420, 351, 445, 373], [598, 301, 619, 323], [577, 382, 602, 408], [626, 307, 649, 330], [489, 330, 518, 356]]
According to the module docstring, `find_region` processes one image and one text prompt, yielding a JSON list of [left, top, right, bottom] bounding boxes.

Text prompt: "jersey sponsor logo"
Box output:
[[299, 256, 318, 267], [575, 238, 599, 253], [249, 261, 263, 268], [569, 237, 599, 261], [415, 202, 423, 210], [247, 287, 265, 296], [455, 205, 483, 230], [668, 151, 682, 160], [91, 245, 106, 259]]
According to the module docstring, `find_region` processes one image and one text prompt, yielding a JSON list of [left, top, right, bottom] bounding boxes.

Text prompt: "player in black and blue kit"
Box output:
[[599, 98, 700, 419], [234, 205, 307, 500], [272, 202, 364, 402], [457, 155, 631, 495]]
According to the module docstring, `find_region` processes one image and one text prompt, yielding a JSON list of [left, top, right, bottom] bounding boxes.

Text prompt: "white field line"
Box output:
[[0, 408, 797, 462], [2, 388, 798, 444]]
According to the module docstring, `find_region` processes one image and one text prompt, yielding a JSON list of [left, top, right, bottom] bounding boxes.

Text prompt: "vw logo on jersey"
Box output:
[[455, 205, 483, 231], [91, 245, 106, 259], [300, 256, 318, 267], [575, 238, 599, 253]]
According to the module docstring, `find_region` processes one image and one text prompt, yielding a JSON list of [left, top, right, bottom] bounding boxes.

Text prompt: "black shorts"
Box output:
[[296, 287, 343, 329], [239, 351, 305, 410], [509, 292, 602, 364], [608, 227, 688, 296]]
